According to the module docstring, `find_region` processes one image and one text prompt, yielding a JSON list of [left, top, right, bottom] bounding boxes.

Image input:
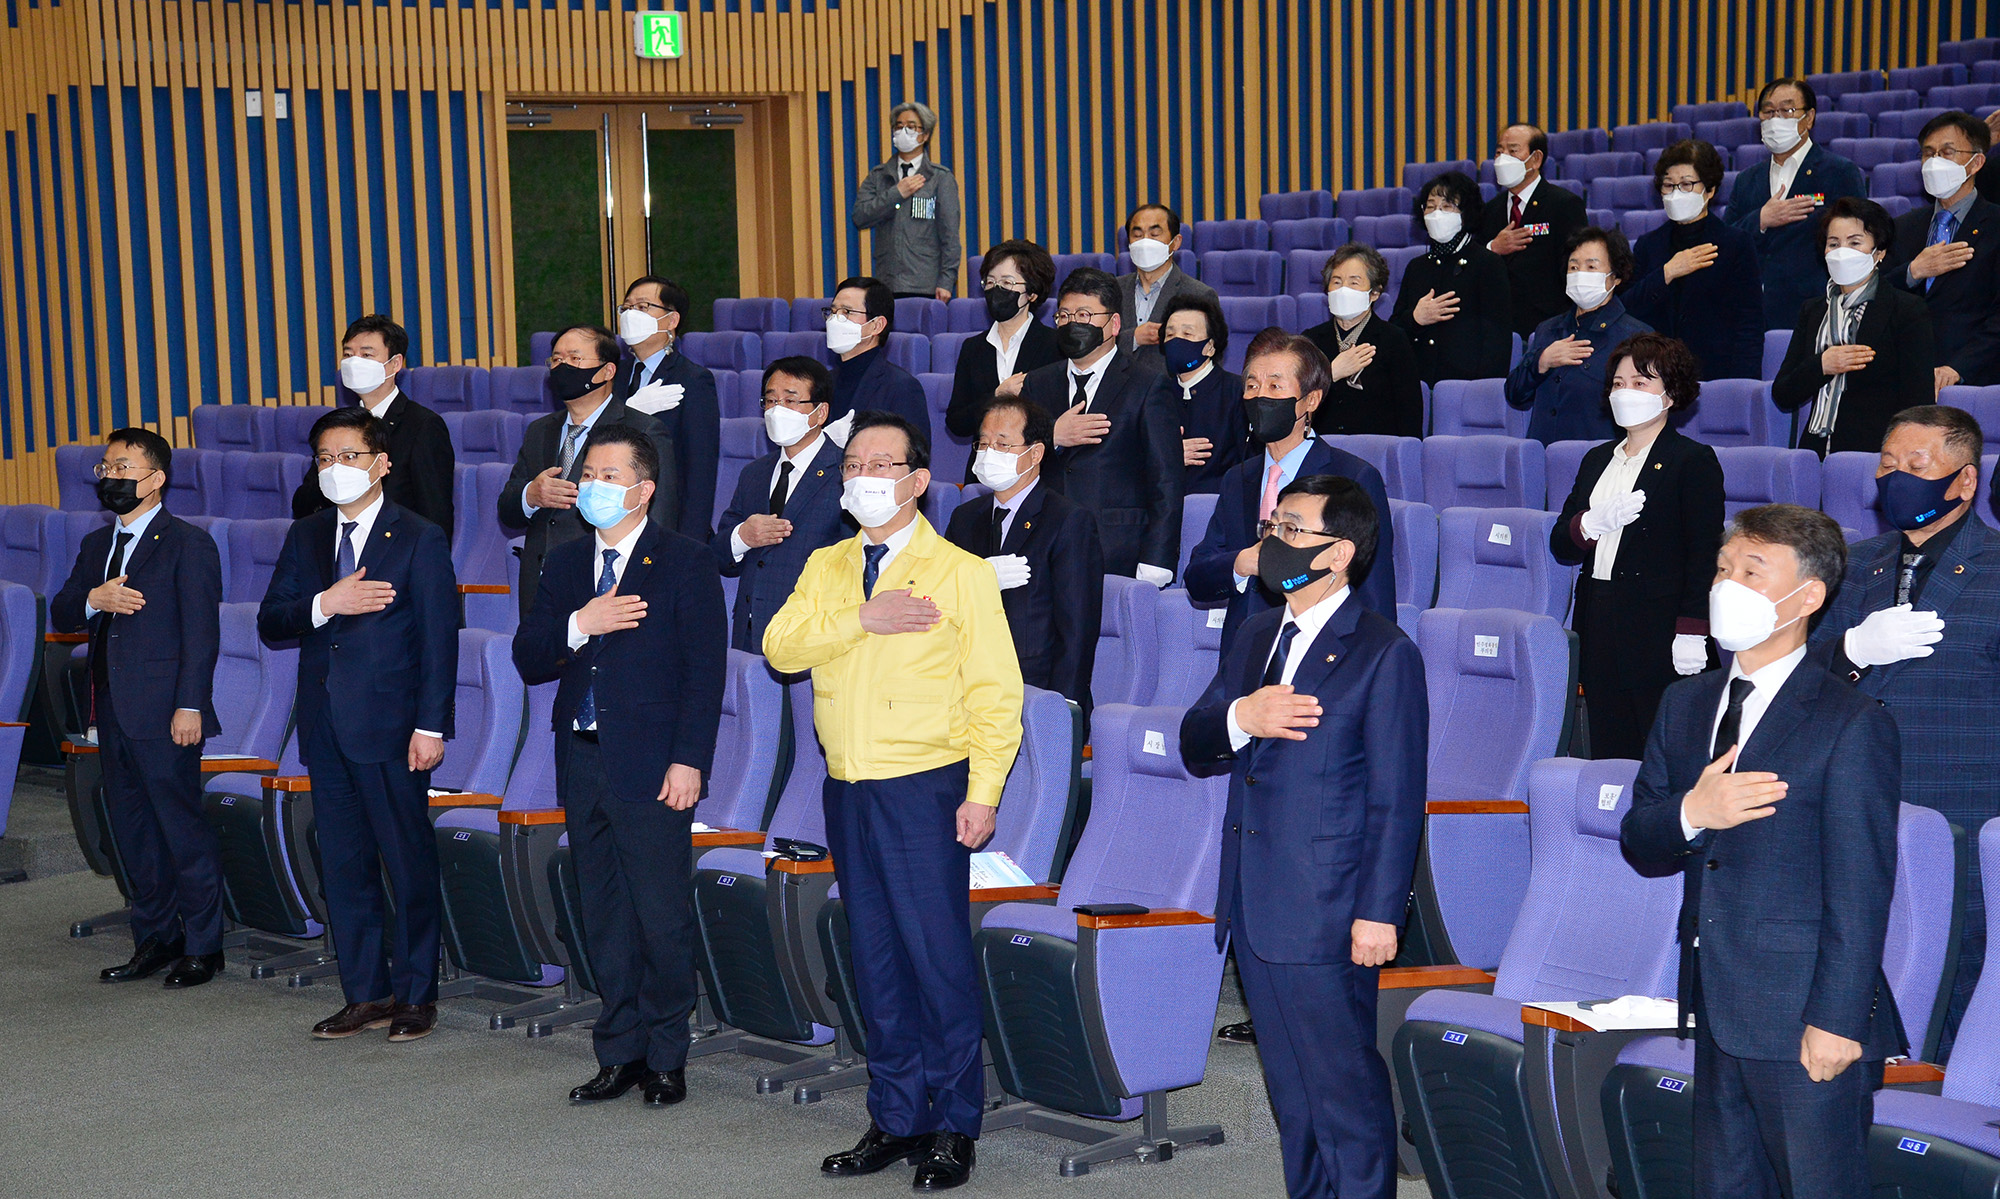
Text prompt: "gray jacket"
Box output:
[[1117, 265, 1219, 373], [851, 157, 962, 295]]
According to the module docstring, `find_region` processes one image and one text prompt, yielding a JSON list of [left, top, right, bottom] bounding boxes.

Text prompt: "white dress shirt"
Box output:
[[1680, 643, 1808, 839], [1587, 436, 1654, 581], [364, 387, 401, 420], [730, 434, 829, 561], [311, 492, 441, 739], [520, 394, 614, 518], [1769, 139, 1814, 199], [565, 520, 648, 652], [986, 319, 1032, 381], [992, 477, 1039, 545], [82, 502, 163, 619], [1224, 585, 1351, 750]]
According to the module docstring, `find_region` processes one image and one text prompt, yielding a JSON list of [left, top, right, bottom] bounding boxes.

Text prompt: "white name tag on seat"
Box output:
[[1474, 635, 1499, 657], [1487, 524, 1513, 545], [1143, 730, 1167, 756], [1598, 784, 1624, 811], [1207, 607, 1227, 628]]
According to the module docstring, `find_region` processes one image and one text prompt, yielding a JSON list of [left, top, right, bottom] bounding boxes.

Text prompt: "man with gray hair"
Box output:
[[852, 100, 962, 301]]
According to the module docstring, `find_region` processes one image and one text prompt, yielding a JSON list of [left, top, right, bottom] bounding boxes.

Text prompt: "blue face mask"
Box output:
[[576, 479, 639, 529], [1877, 469, 1962, 532]]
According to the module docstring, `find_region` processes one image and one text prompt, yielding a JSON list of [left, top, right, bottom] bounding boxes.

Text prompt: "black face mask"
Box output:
[[1055, 321, 1105, 360], [984, 285, 1026, 324], [548, 362, 606, 405], [1162, 337, 1209, 375], [96, 475, 145, 516], [1257, 533, 1337, 596], [1246, 396, 1301, 444]]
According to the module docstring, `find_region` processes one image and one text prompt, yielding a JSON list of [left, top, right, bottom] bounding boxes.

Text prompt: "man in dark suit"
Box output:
[[1158, 293, 1250, 495], [1185, 330, 1396, 653], [259, 406, 459, 1042], [944, 393, 1103, 711], [1020, 267, 1184, 584], [613, 274, 721, 541], [1623, 503, 1902, 1199], [52, 428, 225, 988], [1116, 203, 1220, 374], [1480, 123, 1590, 335], [1810, 405, 2000, 1057], [515, 424, 727, 1108], [499, 324, 678, 618], [711, 357, 853, 650], [825, 276, 930, 432], [1885, 111, 2000, 389], [1181, 474, 1428, 1199], [292, 314, 456, 536], [1724, 78, 1869, 331]]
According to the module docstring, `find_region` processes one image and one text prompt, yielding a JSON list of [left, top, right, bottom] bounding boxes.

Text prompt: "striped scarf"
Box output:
[[1807, 272, 1878, 441]]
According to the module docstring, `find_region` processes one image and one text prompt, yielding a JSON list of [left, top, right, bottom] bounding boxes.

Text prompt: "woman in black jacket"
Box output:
[[1550, 332, 1725, 761], [1772, 196, 1937, 456], [944, 239, 1062, 478], [1303, 242, 1425, 437], [1391, 172, 1515, 384], [1622, 139, 1766, 381]]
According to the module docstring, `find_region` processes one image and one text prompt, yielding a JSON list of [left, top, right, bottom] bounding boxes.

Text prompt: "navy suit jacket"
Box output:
[[1180, 597, 1429, 962], [514, 519, 728, 803], [1621, 663, 1905, 1061], [1723, 143, 1868, 330], [709, 436, 853, 651], [943, 483, 1103, 712], [1177, 366, 1251, 495], [257, 501, 459, 765], [1885, 195, 2000, 386], [616, 347, 722, 541], [1624, 213, 1766, 381], [831, 350, 930, 432], [51, 509, 222, 740], [1182, 438, 1396, 653]]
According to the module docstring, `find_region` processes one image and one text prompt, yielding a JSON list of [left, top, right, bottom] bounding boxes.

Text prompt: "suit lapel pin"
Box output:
[[816, 469, 824, 476], [643, 557, 653, 565], [1955, 564, 1966, 574], [1872, 567, 1884, 575], [384, 530, 391, 538], [1325, 654, 1336, 663], [1653, 462, 1662, 469], [1022, 520, 1032, 530]]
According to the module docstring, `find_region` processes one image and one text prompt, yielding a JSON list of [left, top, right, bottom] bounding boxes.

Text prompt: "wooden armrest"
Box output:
[[1081, 744, 1093, 760], [1521, 1006, 1594, 1032], [200, 757, 278, 774], [771, 856, 836, 875], [1884, 1061, 1946, 1085], [429, 791, 503, 807], [61, 740, 99, 755], [44, 632, 89, 644], [1425, 800, 1530, 815], [260, 775, 313, 792], [498, 808, 566, 826], [1379, 965, 1498, 990], [0, 721, 26, 728], [971, 884, 1060, 903], [458, 583, 510, 594], [692, 829, 768, 848], [1076, 908, 1213, 930]]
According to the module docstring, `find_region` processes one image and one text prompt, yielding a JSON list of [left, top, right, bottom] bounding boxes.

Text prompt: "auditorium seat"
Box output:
[[428, 629, 527, 799], [1354, 212, 1417, 249], [1813, 110, 1874, 139], [1941, 36, 2000, 65], [1673, 100, 1748, 125], [1436, 507, 1574, 621], [1390, 498, 1439, 609], [918, 373, 972, 487], [1152, 589, 1224, 708], [1893, 62, 1970, 91], [191, 404, 276, 453], [203, 452, 307, 521], [1588, 174, 1658, 211], [1093, 576, 1161, 709], [1692, 116, 1763, 149], [1836, 88, 1922, 117], [930, 331, 974, 377], [269, 404, 333, 457], [1810, 68, 1887, 99], [1542, 439, 1594, 510], [164, 448, 218, 517], [1877, 194, 1920, 219], [679, 331, 762, 373], [1335, 185, 1414, 221], [484, 366, 549, 418], [1618, 209, 1668, 243], [975, 703, 1228, 1176], [1714, 445, 1821, 518], [1049, 252, 1117, 289], [715, 417, 770, 524], [1432, 379, 1530, 438], [883, 330, 929, 376], [526, 331, 557, 368], [1762, 328, 1792, 382], [1408, 608, 1569, 970], [223, 518, 291, 605], [0, 505, 65, 605], [1873, 160, 1928, 200], [711, 297, 791, 333], [1985, 453, 2000, 531], [923, 481, 964, 530], [1821, 451, 1888, 541], [1188, 218, 1271, 254], [788, 297, 834, 332], [1403, 160, 1477, 194], [1379, 244, 1427, 292], [1938, 385, 2000, 441], [443, 409, 526, 466], [1610, 122, 1691, 153], [54, 444, 99, 511], [1198, 249, 1284, 298], [1979, 62, 2000, 85], [691, 651, 790, 834], [891, 297, 948, 338], [1423, 435, 1548, 511], [1559, 150, 1645, 182], [399, 365, 489, 414], [1878, 109, 1951, 140], [760, 330, 835, 367], [1178, 492, 1218, 584], [1545, 129, 1610, 162], [1259, 188, 1336, 222], [1283, 248, 1335, 296], [1678, 377, 1778, 446], [0, 580, 38, 835], [729, 368, 767, 419], [1269, 216, 1350, 257], [178, 517, 231, 596], [453, 462, 520, 634], [945, 297, 991, 333], [1829, 136, 1921, 171]]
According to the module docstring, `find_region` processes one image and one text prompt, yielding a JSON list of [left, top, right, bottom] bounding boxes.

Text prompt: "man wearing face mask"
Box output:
[[514, 424, 727, 1110], [292, 314, 455, 536], [1181, 474, 1428, 1199], [1723, 78, 1867, 332], [850, 100, 960, 302], [765, 412, 1022, 1191], [52, 428, 225, 989], [1116, 203, 1219, 374], [1810, 405, 2000, 1057], [1507, 227, 1653, 444], [824, 276, 931, 434], [1479, 123, 1589, 335], [613, 274, 721, 540], [1623, 504, 1901, 1199], [944, 394, 1103, 711], [943, 241, 1061, 478], [1884, 111, 2000, 390], [1157, 293, 1249, 494], [710, 358, 854, 649], [259, 407, 459, 1043], [499, 324, 677, 619], [1186, 330, 1396, 654]]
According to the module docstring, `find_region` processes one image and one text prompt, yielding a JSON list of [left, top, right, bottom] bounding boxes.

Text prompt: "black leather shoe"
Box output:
[[643, 1068, 687, 1107], [569, 1062, 648, 1104], [100, 934, 184, 983], [821, 1125, 928, 1176], [1216, 1020, 1257, 1045], [912, 1132, 976, 1191], [161, 952, 224, 989]]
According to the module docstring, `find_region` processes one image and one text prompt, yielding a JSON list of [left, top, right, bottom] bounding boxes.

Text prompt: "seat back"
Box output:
[[1436, 507, 1573, 621], [1094, 576, 1161, 709], [0, 579, 40, 723], [715, 417, 771, 521], [1942, 819, 2000, 1103], [485, 367, 550, 418], [692, 651, 788, 832], [1151, 589, 1225, 709], [431, 629, 525, 796], [1543, 439, 1594, 510], [1877, 109, 1951, 141], [1714, 446, 1821, 518], [1423, 435, 1547, 510], [1547, 129, 1611, 161], [918, 372, 972, 486], [1821, 452, 1890, 540], [1402, 160, 1477, 194], [760, 680, 831, 850], [443, 409, 526, 466], [0, 504, 61, 596], [890, 297, 947, 337], [54, 444, 100, 511], [1618, 209, 1668, 244], [1559, 151, 1646, 182], [1761, 329, 1792, 383], [526, 331, 558, 366], [192, 404, 275, 453], [929, 331, 976, 377], [1872, 160, 1927, 201], [398, 365, 489, 413], [1808, 68, 1885, 99], [1322, 434, 1423, 501], [1835, 88, 1919, 117], [1335, 186, 1414, 221], [1178, 492, 1219, 583], [207, 451, 308, 520], [1059, 705, 1228, 914], [1390, 498, 1439, 609], [1937, 385, 2000, 442], [944, 298, 991, 333], [1259, 189, 1336, 222], [761, 330, 836, 368], [711, 297, 791, 333], [1673, 101, 1749, 125], [679, 331, 762, 372], [1588, 175, 1658, 211], [1432, 379, 1529, 438], [1198, 249, 1283, 297], [884, 331, 930, 375], [206, 601, 299, 760], [1677, 378, 1775, 447], [1893, 63, 1970, 91], [1828, 136, 1920, 171], [1188, 219, 1271, 254], [1270, 216, 1349, 255], [223, 519, 292, 605], [180, 517, 232, 591], [1883, 804, 1958, 1064], [989, 686, 1081, 884], [1610, 122, 1691, 152], [273, 404, 335, 455], [1354, 213, 1417, 249]]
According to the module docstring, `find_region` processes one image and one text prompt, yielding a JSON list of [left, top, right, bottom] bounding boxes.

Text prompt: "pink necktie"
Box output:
[[1260, 464, 1283, 522]]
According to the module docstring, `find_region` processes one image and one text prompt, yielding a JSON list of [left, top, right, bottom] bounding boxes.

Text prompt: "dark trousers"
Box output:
[[97, 691, 223, 955], [560, 733, 696, 1071], [1583, 675, 1668, 763], [1691, 1021, 1881, 1199], [822, 759, 983, 1138], [303, 718, 441, 1006]]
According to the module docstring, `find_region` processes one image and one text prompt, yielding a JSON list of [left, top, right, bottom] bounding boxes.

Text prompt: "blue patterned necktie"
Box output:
[[862, 543, 888, 599], [1927, 208, 1959, 294], [336, 521, 358, 578], [1261, 620, 1300, 688], [575, 548, 619, 730]]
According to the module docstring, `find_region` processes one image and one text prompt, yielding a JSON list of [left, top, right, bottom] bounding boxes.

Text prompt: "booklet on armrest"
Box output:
[[1524, 995, 1682, 1032], [969, 851, 1035, 891]]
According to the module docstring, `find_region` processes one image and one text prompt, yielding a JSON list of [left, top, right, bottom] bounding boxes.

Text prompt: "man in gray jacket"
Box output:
[[851, 101, 962, 300], [1117, 203, 1220, 374]]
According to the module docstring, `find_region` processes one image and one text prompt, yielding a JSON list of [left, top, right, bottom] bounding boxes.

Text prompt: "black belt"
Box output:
[[572, 728, 600, 744]]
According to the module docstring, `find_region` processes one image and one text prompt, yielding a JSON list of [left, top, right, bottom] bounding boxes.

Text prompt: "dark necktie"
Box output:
[[771, 459, 794, 518], [862, 543, 888, 599], [1262, 621, 1301, 688], [576, 548, 620, 730], [901, 161, 914, 178], [1071, 371, 1089, 413], [105, 530, 132, 584], [336, 520, 358, 579], [1510, 194, 1523, 227], [1710, 677, 1755, 761], [92, 530, 134, 693], [990, 504, 1008, 554], [1898, 550, 1924, 606], [1927, 209, 1960, 294], [559, 423, 585, 475], [630, 361, 650, 393]]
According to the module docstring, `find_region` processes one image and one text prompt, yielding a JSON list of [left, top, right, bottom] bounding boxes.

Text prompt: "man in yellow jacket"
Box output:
[[766, 410, 1023, 1192]]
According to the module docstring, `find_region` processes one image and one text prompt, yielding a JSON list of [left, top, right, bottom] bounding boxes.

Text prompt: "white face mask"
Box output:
[[1708, 578, 1811, 653], [825, 314, 867, 355], [1662, 190, 1708, 222], [339, 356, 388, 394], [1608, 387, 1667, 429], [972, 448, 1030, 492], [1565, 271, 1612, 311], [1760, 117, 1802, 154], [892, 127, 922, 155], [1825, 246, 1878, 287], [1493, 153, 1528, 190], [841, 475, 909, 529], [1922, 155, 1970, 200], [764, 404, 816, 448], [1423, 210, 1463, 243], [1127, 238, 1173, 272], [319, 459, 378, 506], [618, 307, 662, 347], [1327, 286, 1374, 320]]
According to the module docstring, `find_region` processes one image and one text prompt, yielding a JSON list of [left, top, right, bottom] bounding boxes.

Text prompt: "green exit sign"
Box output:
[[634, 12, 686, 60]]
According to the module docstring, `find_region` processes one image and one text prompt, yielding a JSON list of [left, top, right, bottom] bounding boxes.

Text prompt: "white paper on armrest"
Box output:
[[691, 822, 717, 833], [1523, 995, 1681, 1032], [200, 754, 258, 761], [969, 851, 1035, 891]]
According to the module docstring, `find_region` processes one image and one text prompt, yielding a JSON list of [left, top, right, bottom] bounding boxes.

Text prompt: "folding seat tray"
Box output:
[[691, 862, 817, 1042], [973, 924, 1123, 1119], [1599, 1035, 1694, 1199], [1392, 990, 1556, 1199], [436, 814, 559, 987], [202, 789, 316, 938]]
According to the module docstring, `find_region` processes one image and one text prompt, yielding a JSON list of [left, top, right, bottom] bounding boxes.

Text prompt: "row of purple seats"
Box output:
[[1942, 37, 2000, 65], [442, 410, 527, 466], [1258, 188, 1336, 223], [1431, 376, 1795, 447], [450, 461, 524, 634], [0, 504, 291, 612], [190, 403, 332, 455]]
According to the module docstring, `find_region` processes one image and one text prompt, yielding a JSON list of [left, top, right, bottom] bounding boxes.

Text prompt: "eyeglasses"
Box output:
[[972, 439, 1030, 452], [547, 354, 605, 369], [1660, 180, 1708, 194], [1257, 519, 1341, 544], [1054, 309, 1113, 325], [312, 450, 378, 469], [821, 305, 869, 321], [1757, 104, 1808, 119], [91, 463, 153, 480], [619, 299, 669, 316], [1921, 145, 1979, 163], [761, 396, 819, 411], [840, 458, 911, 479]]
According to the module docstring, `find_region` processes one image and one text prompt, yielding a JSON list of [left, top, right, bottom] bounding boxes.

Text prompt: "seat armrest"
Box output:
[[1075, 908, 1213, 930], [1379, 964, 1498, 990], [1884, 1061, 1946, 1085], [971, 884, 1059, 903], [200, 757, 278, 774], [0, 721, 26, 728], [692, 829, 767, 848], [261, 775, 313, 792], [45, 632, 89, 644], [429, 791, 503, 807], [1426, 800, 1530, 815], [498, 808, 566, 826], [458, 583, 510, 594], [771, 857, 836, 875], [61, 740, 99, 756]]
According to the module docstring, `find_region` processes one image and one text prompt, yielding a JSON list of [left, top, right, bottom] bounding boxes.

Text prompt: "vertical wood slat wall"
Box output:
[[0, 0, 1988, 505]]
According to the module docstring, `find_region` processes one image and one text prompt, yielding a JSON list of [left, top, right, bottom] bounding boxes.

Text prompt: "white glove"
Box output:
[[1134, 563, 1174, 589], [987, 554, 1032, 590], [1580, 490, 1647, 541], [625, 380, 684, 415], [1844, 604, 1945, 668], [1672, 633, 1708, 676], [824, 411, 855, 447]]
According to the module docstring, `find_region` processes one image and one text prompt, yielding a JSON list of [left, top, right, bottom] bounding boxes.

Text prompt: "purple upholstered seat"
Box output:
[[1178, 492, 1219, 584], [1810, 69, 1887, 100], [1188, 219, 1271, 254], [1423, 435, 1548, 511], [1094, 576, 1162, 709], [711, 297, 791, 333], [1403, 160, 1477, 194], [192, 404, 276, 453], [223, 518, 291, 605], [0, 581, 40, 836], [453, 461, 522, 634], [1436, 507, 1575, 621], [398, 365, 489, 414], [679, 331, 762, 372], [1560, 151, 1646, 182], [1821, 451, 1890, 541], [1323, 434, 1423, 503], [760, 330, 836, 368], [1892, 63, 1970, 92], [443, 409, 526, 466], [1270, 216, 1350, 257], [1542, 439, 1594, 510], [1547, 130, 1611, 162], [273, 404, 336, 454], [430, 629, 526, 798], [54, 444, 100, 511], [203, 451, 307, 520], [1390, 498, 1439, 609], [1589, 174, 1659, 211], [1828, 136, 1921, 171], [1713, 445, 1821, 518], [1259, 189, 1336, 222], [689, 651, 788, 834], [1432, 379, 1530, 438], [1354, 213, 1417, 249], [1198, 250, 1284, 298], [1336, 186, 1414, 222], [1677, 378, 1778, 447], [1611, 122, 1691, 153], [1836, 88, 1921, 117], [1674, 101, 1749, 125], [1152, 590, 1225, 710]]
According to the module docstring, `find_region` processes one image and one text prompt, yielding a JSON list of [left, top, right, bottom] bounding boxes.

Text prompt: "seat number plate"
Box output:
[[718, 875, 736, 887], [1442, 1031, 1468, 1045], [1656, 1077, 1686, 1093], [1011, 934, 1032, 946], [453, 830, 471, 841], [1898, 1137, 1930, 1155]]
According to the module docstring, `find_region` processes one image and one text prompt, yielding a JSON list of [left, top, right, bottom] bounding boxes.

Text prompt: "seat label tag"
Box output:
[[1598, 784, 1624, 811], [718, 875, 736, 887], [1897, 1137, 1929, 1155], [1487, 524, 1513, 545], [1011, 934, 1033, 946], [1143, 730, 1167, 756], [1656, 1076, 1687, 1093], [454, 830, 471, 841], [1474, 635, 1499, 657], [1442, 1030, 1468, 1045]]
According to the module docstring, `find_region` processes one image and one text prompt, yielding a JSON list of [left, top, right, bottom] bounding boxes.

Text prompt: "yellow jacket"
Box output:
[[764, 516, 1024, 806]]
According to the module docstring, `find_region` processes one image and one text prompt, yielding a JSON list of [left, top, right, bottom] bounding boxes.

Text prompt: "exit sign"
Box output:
[[634, 12, 686, 59]]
